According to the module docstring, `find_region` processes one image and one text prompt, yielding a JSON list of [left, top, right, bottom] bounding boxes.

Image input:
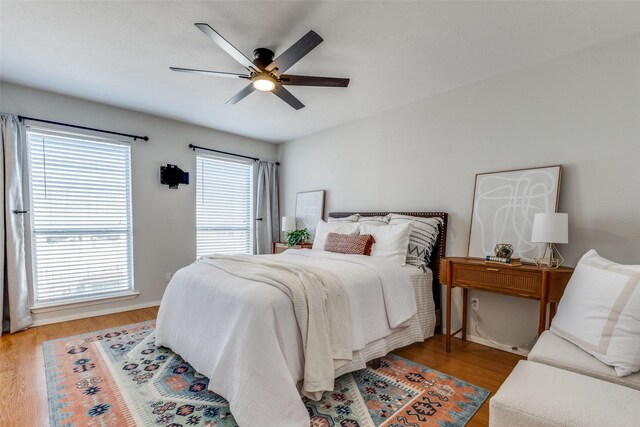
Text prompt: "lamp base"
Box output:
[[533, 243, 564, 269]]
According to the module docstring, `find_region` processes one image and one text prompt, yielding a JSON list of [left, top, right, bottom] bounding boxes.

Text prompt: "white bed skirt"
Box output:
[[335, 268, 435, 377]]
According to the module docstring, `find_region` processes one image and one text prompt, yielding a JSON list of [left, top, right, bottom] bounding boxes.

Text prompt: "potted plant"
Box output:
[[285, 228, 310, 247]]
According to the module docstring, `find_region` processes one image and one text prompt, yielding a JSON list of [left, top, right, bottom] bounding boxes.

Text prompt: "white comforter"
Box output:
[[155, 250, 417, 427]]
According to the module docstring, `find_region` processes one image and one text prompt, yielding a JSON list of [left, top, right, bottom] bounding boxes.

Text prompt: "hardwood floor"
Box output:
[[0, 307, 522, 427], [0, 307, 160, 427]]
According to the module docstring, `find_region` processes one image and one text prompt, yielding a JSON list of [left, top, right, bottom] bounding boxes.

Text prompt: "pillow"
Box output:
[[312, 220, 360, 251], [328, 214, 360, 223], [324, 233, 375, 256], [358, 214, 392, 224], [388, 214, 443, 268], [359, 222, 412, 265], [550, 249, 640, 377]]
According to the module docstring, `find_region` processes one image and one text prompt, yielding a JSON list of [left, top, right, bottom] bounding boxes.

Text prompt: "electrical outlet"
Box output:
[[471, 297, 480, 311]]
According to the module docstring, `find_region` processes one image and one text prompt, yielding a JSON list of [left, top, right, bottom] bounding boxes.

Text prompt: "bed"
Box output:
[[156, 211, 448, 427]]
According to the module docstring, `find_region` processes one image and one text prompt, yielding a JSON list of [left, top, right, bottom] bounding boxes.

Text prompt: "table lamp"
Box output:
[[531, 213, 568, 268], [281, 216, 296, 241]]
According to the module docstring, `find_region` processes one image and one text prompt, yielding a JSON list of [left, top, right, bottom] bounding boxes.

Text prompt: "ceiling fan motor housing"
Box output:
[[253, 48, 276, 71]]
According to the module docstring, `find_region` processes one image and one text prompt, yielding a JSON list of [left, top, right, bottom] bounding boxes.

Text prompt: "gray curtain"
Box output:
[[1, 114, 32, 335], [254, 161, 279, 255]]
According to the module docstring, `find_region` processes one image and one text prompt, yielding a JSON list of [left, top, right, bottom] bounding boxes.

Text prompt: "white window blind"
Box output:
[[196, 155, 253, 256], [27, 129, 134, 305]]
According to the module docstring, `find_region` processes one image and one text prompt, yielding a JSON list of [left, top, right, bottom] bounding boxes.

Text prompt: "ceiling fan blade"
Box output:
[[170, 67, 250, 79], [272, 84, 305, 110], [265, 30, 323, 75], [226, 84, 256, 105], [194, 23, 258, 72], [279, 75, 349, 87]]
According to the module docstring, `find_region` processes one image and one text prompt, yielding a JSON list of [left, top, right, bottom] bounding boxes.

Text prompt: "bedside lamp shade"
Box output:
[[531, 213, 568, 268], [531, 213, 568, 244], [281, 216, 297, 232]]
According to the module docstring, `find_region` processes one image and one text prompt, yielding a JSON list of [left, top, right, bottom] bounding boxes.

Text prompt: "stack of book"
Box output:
[[485, 256, 522, 266]]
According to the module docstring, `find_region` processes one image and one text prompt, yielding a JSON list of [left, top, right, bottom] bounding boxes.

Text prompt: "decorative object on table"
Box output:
[[295, 190, 325, 240], [485, 256, 522, 266], [468, 165, 562, 262], [531, 212, 568, 268], [160, 164, 189, 189], [44, 322, 489, 427], [285, 228, 310, 247], [494, 243, 514, 259], [281, 216, 296, 242]]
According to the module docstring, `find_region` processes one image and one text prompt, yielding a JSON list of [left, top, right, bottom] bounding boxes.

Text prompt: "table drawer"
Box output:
[[452, 264, 542, 297]]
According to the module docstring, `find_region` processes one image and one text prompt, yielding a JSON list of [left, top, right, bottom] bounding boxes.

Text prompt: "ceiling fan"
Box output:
[[170, 23, 350, 110]]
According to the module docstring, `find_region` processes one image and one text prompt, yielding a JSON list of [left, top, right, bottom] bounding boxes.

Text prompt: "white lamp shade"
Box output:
[[281, 216, 297, 232], [531, 213, 568, 244]]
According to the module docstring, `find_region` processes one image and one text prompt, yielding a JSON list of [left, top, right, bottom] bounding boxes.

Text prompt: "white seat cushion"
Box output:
[[529, 331, 640, 391], [490, 361, 640, 427]]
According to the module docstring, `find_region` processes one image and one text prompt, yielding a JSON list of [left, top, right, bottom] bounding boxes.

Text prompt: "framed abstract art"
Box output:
[[295, 190, 325, 240], [467, 165, 562, 262]]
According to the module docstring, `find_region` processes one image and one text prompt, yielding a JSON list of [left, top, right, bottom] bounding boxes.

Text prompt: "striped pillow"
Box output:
[[328, 214, 360, 223], [324, 233, 375, 256], [388, 214, 443, 268]]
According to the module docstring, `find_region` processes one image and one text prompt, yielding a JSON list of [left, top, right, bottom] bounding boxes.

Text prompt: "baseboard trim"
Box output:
[[30, 300, 161, 327], [453, 332, 531, 356], [31, 292, 141, 313]]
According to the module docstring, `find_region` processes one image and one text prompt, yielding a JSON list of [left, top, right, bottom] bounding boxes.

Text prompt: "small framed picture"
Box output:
[[295, 190, 325, 240]]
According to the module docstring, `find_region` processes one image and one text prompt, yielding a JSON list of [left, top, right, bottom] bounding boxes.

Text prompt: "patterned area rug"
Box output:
[[43, 321, 489, 426]]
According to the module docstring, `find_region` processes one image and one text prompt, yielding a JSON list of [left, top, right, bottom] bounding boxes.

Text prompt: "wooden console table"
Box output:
[[440, 257, 573, 353]]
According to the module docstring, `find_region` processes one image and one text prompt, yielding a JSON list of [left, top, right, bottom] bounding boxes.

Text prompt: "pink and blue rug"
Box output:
[[43, 321, 489, 426]]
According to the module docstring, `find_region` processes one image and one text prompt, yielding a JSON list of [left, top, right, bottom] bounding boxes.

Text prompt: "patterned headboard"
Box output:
[[328, 211, 448, 318]]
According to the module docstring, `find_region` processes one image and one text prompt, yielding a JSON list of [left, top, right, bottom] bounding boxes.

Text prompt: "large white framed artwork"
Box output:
[[295, 190, 325, 240], [467, 165, 562, 262]]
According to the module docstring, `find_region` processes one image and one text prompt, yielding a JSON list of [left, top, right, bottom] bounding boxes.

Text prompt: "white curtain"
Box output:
[[1, 114, 32, 335], [254, 161, 279, 255]]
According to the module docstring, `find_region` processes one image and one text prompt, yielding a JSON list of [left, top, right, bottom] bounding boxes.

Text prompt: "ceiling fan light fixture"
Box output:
[[252, 74, 276, 92], [174, 24, 348, 109]]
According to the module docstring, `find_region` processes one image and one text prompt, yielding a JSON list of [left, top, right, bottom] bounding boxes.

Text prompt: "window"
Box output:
[[196, 155, 253, 256], [27, 128, 134, 306]]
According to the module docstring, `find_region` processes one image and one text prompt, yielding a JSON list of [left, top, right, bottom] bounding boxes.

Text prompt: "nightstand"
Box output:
[[440, 257, 574, 353], [272, 242, 313, 254]]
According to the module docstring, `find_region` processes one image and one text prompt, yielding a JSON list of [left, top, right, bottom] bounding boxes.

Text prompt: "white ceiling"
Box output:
[[2, 1, 640, 143]]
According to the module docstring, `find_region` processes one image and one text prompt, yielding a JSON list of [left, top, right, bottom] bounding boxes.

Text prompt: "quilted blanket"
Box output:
[[199, 255, 352, 397], [156, 250, 417, 427]]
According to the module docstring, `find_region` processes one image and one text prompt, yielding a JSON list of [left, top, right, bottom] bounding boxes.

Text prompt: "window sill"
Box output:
[[31, 291, 140, 314]]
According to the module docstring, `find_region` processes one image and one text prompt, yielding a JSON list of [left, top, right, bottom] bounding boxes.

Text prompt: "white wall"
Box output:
[[279, 33, 640, 350], [0, 82, 277, 325]]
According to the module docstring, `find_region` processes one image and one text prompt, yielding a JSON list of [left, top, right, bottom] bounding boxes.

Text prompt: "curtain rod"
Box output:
[[188, 144, 280, 165], [18, 115, 149, 142]]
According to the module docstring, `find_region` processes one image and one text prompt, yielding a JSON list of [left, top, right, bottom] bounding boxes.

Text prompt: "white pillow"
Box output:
[[550, 249, 640, 377], [328, 214, 360, 223], [359, 222, 412, 265], [312, 220, 360, 251], [358, 214, 392, 225]]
